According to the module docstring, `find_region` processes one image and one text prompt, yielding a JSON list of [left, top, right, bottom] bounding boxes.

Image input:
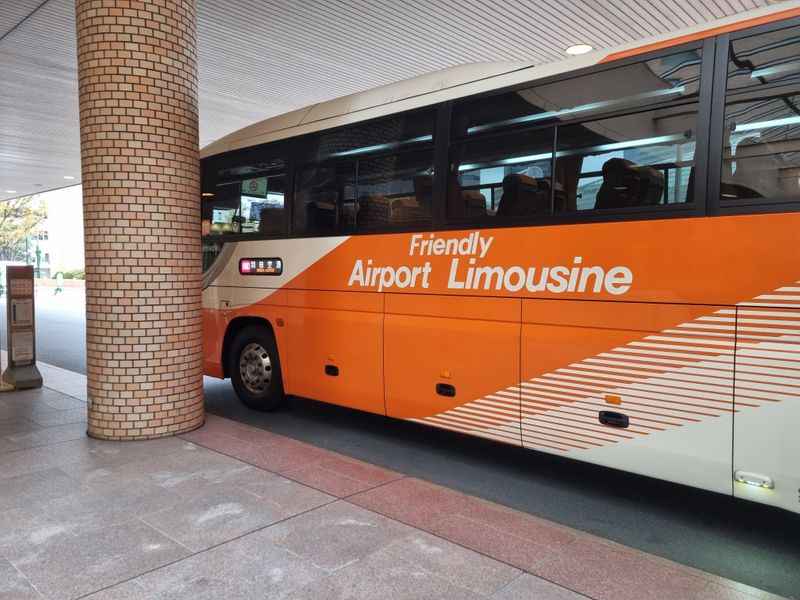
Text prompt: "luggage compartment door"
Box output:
[[384, 294, 522, 447], [520, 299, 733, 494], [733, 304, 800, 513], [286, 290, 385, 414]]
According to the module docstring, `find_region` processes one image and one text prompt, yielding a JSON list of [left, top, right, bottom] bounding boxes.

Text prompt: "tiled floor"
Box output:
[[0, 363, 787, 600]]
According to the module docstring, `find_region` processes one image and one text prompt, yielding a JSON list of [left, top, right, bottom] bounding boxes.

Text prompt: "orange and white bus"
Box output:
[[201, 4, 800, 514]]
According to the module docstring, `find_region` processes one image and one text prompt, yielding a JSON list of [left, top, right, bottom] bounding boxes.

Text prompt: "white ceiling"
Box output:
[[0, 0, 782, 202]]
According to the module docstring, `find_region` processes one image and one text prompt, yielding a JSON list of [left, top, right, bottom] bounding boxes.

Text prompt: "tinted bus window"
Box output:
[[201, 146, 287, 236], [722, 25, 800, 204], [555, 105, 698, 210], [294, 162, 357, 232], [357, 150, 434, 228], [448, 128, 555, 220], [296, 111, 435, 164], [727, 25, 800, 91], [722, 89, 800, 202], [453, 49, 701, 137], [294, 111, 436, 234]]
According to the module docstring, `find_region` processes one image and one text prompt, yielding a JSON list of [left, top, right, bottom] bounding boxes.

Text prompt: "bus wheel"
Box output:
[[228, 325, 286, 411]]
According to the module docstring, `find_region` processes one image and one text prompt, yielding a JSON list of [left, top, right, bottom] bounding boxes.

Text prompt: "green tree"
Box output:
[[0, 196, 47, 261]]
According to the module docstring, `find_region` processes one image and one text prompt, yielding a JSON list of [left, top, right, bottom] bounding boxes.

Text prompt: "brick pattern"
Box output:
[[76, 0, 204, 439]]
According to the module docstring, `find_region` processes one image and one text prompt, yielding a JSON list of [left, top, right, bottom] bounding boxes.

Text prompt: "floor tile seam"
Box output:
[[3, 432, 89, 453], [43, 387, 87, 402], [491, 571, 594, 600], [335, 495, 602, 600], [542, 524, 733, 584], [0, 438, 90, 470], [436, 508, 579, 550], [293, 540, 512, 600], [527, 535, 719, 596], [379, 538, 527, 598], [201, 414, 352, 458], [687, 580, 781, 600], [199, 416, 412, 480], [283, 460, 405, 490], [71, 495, 343, 600], [0, 415, 40, 430], [135, 516, 194, 554], [7, 557, 46, 599], [179, 433, 410, 500]]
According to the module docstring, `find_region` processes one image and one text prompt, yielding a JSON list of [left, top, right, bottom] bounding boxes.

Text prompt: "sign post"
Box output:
[[2, 265, 42, 389]]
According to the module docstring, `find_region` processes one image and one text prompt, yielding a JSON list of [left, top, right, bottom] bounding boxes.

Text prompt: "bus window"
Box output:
[[357, 150, 434, 228], [453, 49, 701, 138], [296, 111, 435, 164], [555, 106, 698, 210], [293, 162, 357, 233], [726, 25, 800, 92], [722, 91, 800, 202], [200, 146, 288, 236], [721, 26, 800, 205], [448, 128, 555, 220], [202, 180, 241, 234]]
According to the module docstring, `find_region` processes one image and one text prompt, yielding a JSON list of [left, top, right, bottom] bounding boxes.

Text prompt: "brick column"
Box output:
[[76, 0, 204, 439]]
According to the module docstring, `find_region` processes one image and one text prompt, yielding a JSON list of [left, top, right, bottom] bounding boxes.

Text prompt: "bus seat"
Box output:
[[413, 175, 434, 204], [306, 192, 338, 229], [390, 197, 421, 223], [446, 173, 466, 219], [553, 181, 566, 211], [462, 190, 488, 217], [596, 158, 638, 209], [341, 200, 359, 227], [497, 173, 547, 216], [596, 158, 664, 209], [635, 165, 665, 205], [358, 194, 391, 227]]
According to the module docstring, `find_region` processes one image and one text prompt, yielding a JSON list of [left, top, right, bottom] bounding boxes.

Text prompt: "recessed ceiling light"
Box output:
[[201, 192, 214, 197], [6, 190, 17, 193], [566, 44, 593, 55], [63, 175, 75, 180]]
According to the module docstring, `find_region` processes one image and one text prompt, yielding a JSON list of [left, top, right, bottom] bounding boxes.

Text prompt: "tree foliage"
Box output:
[[0, 196, 47, 261]]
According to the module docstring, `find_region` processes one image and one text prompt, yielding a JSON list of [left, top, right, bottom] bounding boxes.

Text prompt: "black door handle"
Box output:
[[436, 383, 456, 397], [599, 410, 629, 428]]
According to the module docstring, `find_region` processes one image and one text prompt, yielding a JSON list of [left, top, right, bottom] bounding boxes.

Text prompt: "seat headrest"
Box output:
[[502, 173, 538, 191], [602, 158, 636, 175]]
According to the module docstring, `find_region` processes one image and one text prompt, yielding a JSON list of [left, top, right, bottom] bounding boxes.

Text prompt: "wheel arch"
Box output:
[[222, 316, 276, 379]]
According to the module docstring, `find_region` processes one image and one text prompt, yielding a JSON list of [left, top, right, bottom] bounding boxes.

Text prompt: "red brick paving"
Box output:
[[182, 415, 784, 600]]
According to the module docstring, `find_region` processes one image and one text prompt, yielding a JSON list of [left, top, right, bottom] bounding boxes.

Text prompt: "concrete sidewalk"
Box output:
[[0, 361, 786, 599]]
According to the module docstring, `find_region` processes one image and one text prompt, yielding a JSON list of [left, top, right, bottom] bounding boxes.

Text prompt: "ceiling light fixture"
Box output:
[[566, 44, 593, 55], [63, 175, 76, 180], [6, 190, 17, 194]]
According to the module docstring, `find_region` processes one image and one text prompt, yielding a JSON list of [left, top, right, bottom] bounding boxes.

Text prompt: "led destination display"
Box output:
[[239, 257, 283, 276]]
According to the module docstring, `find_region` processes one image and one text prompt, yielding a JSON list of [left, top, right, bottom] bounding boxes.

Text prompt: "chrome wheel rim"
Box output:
[[239, 343, 272, 394]]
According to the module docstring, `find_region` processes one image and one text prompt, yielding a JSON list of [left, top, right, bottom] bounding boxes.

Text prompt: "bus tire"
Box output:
[[228, 324, 287, 411]]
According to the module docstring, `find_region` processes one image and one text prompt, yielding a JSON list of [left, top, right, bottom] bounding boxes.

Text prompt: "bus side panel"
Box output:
[[202, 307, 225, 379], [286, 290, 385, 414], [733, 305, 800, 514], [384, 294, 522, 447], [520, 299, 733, 494], [202, 284, 225, 378]]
